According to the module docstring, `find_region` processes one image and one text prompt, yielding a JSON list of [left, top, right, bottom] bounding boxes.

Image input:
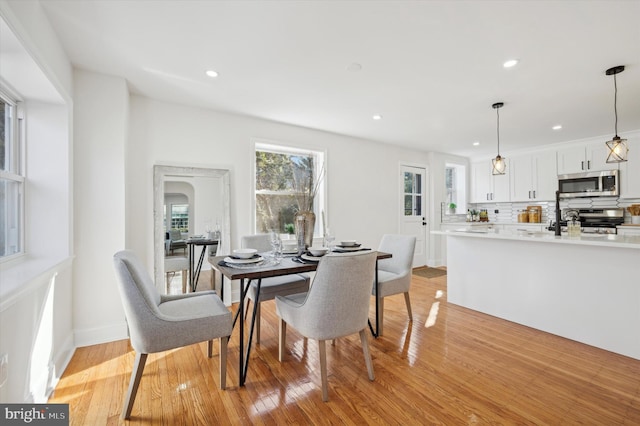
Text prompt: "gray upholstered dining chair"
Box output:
[[276, 251, 377, 402], [113, 250, 232, 420], [374, 234, 416, 336], [241, 234, 310, 344]]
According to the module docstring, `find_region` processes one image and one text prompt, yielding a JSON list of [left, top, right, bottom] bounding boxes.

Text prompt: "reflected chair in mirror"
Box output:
[[241, 234, 310, 344], [113, 250, 232, 419], [276, 251, 377, 402], [374, 234, 416, 336], [167, 229, 187, 254]]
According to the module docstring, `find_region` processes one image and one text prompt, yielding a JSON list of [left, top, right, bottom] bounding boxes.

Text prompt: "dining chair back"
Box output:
[[374, 234, 416, 336], [113, 250, 231, 419], [276, 251, 377, 401], [241, 234, 310, 344]]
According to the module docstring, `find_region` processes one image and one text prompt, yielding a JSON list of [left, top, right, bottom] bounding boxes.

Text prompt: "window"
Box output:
[[170, 204, 189, 232], [403, 170, 422, 216], [255, 143, 324, 234], [0, 93, 23, 259], [445, 163, 466, 214]]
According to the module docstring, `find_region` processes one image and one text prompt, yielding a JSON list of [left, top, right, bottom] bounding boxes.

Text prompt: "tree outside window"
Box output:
[[255, 143, 324, 234]]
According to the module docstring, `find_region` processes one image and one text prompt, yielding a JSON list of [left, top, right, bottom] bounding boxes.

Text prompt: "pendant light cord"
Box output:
[[613, 73, 619, 136], [496, 108, 500, 155]]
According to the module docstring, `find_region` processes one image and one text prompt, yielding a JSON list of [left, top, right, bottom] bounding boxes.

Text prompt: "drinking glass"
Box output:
[[324, 228, 335, 251], [269, 230, 282, 264]]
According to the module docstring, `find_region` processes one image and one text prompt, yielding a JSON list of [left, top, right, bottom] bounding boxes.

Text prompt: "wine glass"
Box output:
[[324, 228, 335, 251], [269, 230, 282, 264]]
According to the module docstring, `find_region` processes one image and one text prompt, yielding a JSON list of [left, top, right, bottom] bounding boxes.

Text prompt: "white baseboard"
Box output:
[[74, 321, 129, 348]]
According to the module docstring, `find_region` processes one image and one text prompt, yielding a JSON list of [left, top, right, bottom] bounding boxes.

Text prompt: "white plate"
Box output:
[[336, 243, 361, 248], [332, 246, 363, 252], [224, 255, 264, 264], [301, 253, 324, 262]]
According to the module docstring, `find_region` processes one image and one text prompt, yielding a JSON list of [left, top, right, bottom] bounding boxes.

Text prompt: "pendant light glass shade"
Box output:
[[491, 102, 506, 175], [606, 136, 628, 163], [605, 65, 628, 163], [492, 155, 506, 175]]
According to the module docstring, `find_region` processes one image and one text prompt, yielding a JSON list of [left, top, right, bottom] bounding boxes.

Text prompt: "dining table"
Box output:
[[209, 250, 391, 386]]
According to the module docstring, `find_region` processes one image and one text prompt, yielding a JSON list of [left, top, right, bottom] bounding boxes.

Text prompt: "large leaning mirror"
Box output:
[[153, 165, 231, 295]]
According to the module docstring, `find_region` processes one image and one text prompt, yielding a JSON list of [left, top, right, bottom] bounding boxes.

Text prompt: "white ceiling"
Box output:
[[30, 1, 640, 157]]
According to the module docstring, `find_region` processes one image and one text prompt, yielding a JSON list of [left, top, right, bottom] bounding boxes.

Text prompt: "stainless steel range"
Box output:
[[550, 208, 624, 234]]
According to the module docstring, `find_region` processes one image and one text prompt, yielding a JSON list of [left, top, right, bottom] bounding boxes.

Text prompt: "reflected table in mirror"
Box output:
[[187, 238, 219, 292]]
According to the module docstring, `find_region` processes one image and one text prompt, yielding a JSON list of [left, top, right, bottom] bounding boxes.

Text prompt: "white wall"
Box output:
[[72, 70, 129, 346], [126, 96, 433, 302], [0, 2, 74, 404]]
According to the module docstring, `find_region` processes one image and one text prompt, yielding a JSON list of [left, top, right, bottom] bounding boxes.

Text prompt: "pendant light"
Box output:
[[605, 65, 628, 163], [491, 102, 506, 175]]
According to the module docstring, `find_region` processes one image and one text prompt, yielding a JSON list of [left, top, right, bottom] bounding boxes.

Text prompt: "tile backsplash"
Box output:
[[466, 197, 640, 224]]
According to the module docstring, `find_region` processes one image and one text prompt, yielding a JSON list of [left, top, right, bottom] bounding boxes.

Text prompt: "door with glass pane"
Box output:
[[400, 165, 428, 267]]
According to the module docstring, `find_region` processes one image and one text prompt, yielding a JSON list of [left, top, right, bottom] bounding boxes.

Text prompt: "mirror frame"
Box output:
[[153, 165, 231, 290]]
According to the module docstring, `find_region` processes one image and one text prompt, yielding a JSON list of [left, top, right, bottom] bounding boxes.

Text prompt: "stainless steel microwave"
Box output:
[[558, 169, 619, 198]]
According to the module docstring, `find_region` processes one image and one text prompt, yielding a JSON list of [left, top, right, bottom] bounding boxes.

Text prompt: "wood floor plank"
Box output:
[[49, 270, 640, 424]]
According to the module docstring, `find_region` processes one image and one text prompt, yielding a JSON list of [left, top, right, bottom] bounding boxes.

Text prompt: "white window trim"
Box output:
[[0, 90, 25, 263]]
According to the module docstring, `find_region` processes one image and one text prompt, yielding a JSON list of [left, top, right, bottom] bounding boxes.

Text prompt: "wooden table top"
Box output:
[[210, 251, 391, 281]]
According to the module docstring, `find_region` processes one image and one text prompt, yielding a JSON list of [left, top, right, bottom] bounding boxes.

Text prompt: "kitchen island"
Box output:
[[433, 229, 640, 360]]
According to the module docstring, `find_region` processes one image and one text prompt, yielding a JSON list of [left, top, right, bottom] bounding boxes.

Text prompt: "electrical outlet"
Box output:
[[0, 353, 8, 388]]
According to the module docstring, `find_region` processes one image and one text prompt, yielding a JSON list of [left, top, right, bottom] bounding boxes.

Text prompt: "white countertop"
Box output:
[[432, 228, 640, 249]]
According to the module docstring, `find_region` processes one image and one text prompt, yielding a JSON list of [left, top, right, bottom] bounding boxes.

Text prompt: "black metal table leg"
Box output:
[[192, 246, 207, 291], [241, 279, 261, 386], [238, 278, 245, 386], [368, 259, 380, 338], [188, 244, 195, 292]]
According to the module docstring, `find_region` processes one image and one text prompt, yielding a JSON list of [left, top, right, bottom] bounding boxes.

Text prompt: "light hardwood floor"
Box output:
[[49, 269, 640, 425]]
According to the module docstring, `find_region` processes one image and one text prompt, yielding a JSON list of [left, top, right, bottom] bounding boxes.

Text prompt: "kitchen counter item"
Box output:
[[527, 205, 542, 223], [518, 210, 529, 223]]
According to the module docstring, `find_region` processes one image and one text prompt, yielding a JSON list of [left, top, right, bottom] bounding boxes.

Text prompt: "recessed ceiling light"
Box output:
[[205, 70, 219, 78], [473, 141, 480, 146], [346, 63, 362, 72], [503, 59, 519, 68], [372, 114, 382, 120], [552, 125, 562, 130]]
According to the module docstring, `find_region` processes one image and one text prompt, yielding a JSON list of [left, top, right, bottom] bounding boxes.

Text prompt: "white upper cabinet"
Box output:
[[471, 159, 510, 203], [619, 134, 640, 198], [510, 150, 557, 201], [557, 141, 619, 175]]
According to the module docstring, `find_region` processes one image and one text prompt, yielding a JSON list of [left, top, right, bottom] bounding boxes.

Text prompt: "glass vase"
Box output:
[[294, 210, 316, 254]]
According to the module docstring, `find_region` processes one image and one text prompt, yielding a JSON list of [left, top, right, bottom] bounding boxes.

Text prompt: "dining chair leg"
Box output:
[[181, 269, 187, 293], [219, 336, 228, 390], [359, 329, 375, 381], [278, 318, 286, 362], [208, 340, 213, 357], [404, 292, 413, 320], [318, 340, 329, 402], [122, 352, 148, 419]]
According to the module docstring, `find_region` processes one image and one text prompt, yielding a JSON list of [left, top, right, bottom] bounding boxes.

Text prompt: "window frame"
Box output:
[[253, 140, 326, 235], [0, 89, 25, 262], [444, 162, 467, 215]]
